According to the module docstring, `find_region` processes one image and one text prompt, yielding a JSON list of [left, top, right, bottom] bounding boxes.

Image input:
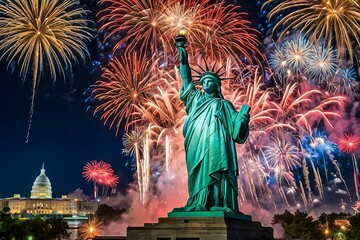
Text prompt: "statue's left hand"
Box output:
[[239, 113, 250, 134]]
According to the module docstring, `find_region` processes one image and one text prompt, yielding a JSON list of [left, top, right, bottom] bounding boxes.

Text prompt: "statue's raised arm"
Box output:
[[175, 34, 192, 89]]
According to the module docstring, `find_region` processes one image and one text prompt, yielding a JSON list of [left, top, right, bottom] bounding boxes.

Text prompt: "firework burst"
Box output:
[[82, 160, 114, 199], [308, 45, 338, 80], [339, 133, 360, 200], [339, 133, 360, 154], [160, 0, 207, 40], [265, 136, 302, 172], [282, 36, 312, 73], [269, 47, 288, 75], [192, 1, 263, 68], [0, 0, 91, 141], [91, 53, 161, 133], [98, 0, 166, 56], [80, 218, 102, 239]]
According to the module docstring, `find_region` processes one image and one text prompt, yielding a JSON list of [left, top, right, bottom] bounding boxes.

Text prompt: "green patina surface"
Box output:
[[173, 35, 250, 214]]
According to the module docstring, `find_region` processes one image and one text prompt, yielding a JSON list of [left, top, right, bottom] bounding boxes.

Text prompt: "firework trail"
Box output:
[[339, 133, 360, 201], [0, 0, 91, 142], [142, 125, 152, 205], [264, 135, 301, 205], [303, 131, 352, 201], [123, 129, 144, 203]]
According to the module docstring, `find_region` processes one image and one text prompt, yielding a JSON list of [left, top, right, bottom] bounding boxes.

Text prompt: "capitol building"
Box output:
[[0, 164, 99, 216]]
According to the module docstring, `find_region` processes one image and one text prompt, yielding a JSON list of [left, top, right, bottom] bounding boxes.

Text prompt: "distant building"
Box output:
[[0, 164, 99, 216], [334, 219, 350, 227]]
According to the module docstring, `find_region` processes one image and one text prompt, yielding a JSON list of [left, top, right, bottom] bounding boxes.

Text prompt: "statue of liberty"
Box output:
[[173, 33, 251, 213]]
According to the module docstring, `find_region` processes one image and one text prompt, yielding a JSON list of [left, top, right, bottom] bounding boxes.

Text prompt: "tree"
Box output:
[[46, 218, 70, 240], [95, 204, 126, 225], [0, 217, 70, 240], [273, 210, 324, 239], [2, 207, 10, 214], [0, 208, 11, 222], [346, 213, 360, 239]]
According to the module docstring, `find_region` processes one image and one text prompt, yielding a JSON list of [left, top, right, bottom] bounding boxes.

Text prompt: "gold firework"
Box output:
[[264, 0, 360, 61], [0, 0, 92, 141], [80, 218, 102, 239]]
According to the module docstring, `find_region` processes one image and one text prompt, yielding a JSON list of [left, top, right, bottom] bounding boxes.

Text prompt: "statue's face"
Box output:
[[201, 77, 218, 94]]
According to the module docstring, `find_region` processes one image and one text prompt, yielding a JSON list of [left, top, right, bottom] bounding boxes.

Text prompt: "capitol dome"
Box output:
[[30, 163, 52, 199]]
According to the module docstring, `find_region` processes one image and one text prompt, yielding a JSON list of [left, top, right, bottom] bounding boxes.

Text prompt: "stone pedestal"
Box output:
[[127, 211, 274, 240]]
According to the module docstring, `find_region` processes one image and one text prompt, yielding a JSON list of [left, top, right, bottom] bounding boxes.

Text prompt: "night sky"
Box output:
[[0, 52, 132, 199]]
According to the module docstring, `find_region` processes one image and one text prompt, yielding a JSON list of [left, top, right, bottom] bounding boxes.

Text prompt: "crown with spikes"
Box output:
[[192, 58, 235, 83]]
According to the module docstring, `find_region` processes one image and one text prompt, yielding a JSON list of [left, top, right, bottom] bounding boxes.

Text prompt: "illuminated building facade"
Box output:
[[0, 164, 99, 216]]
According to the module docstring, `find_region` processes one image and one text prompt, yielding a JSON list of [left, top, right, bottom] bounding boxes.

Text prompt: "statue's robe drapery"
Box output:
[[178, 83, 249, 212]]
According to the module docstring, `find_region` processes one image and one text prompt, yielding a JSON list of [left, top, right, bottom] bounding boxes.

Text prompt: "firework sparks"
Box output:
[[264, 136, 302, 172], [80, 218, 102, 239], [192, 1, 263, 68], [0, 0, 91, 142], [123, 129, 144, 203]]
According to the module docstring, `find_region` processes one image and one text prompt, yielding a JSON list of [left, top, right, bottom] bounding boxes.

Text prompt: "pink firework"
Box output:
[[339, 133, 360, 154]]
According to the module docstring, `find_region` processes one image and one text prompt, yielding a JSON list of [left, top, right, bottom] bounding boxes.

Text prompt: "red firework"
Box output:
[[98, 0, 262, 67], [339, 133, 360, 154], [82, 160, 100, 182], [83, 160, 116, 198], [192, 1, 263, 67], [105, 174, 119, 188], [83, 160, 114, 183]]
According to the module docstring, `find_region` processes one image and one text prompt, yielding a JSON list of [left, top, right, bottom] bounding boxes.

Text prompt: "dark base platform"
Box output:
[[127, 211, 274, 240]]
